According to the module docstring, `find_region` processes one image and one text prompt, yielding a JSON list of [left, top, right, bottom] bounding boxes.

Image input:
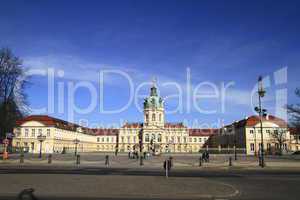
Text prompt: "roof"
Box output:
[[227, 115, 288, 128], [289, 127, 300, 135], [189, 129, 220, 136], [164, 123, 186, 128], [16, 115, 80, 129], [15, 115, 118, 136], [90, 128, 119, 136], [122, 123, 143, 128]]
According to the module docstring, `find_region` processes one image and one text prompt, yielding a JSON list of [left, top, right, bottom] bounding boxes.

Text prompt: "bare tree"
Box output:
[[287, 88, 300, 131], [0, 48, 28, 138], [271, 129, 287, 155]]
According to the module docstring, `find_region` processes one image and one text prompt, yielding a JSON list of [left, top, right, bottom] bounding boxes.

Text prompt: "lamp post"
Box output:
[[255, 76, 266, 168], [232, 123, 237, 161], [37, 134, 46, 159], [73, 138, 80, 156], [253, 127, 257, 156], [138, 128, 143, 166]]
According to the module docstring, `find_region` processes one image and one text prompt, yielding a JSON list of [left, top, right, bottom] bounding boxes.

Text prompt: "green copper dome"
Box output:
[[144, 86, 163, 109]]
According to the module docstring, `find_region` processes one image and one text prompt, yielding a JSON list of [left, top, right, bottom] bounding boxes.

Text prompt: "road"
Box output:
[[0, 167, 299, 200]]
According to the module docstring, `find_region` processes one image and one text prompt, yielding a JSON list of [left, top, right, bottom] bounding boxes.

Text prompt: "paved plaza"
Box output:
[[1, 153, 300, 169], [0, 153, 300, 200]]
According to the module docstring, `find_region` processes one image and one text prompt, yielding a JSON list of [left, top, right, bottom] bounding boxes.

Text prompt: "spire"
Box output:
[[150, 77, 158, 96], [152, 77, 157, 87]]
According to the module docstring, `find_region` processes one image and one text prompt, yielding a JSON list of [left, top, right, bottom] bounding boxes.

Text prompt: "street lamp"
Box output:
[[232, 123, 237, 161], [37, 134, 46, 158], [255, 76, 267, 168], [138, 128, 143, 165], [73, 138, 80, 156]]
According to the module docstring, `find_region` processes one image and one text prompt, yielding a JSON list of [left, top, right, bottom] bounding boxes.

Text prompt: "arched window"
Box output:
[[158, 134, 162, 142], [151, 134, 156, 140], [146, 114, 149, 122], [145, 134, 149, 142], [152, 113, 156, 121]]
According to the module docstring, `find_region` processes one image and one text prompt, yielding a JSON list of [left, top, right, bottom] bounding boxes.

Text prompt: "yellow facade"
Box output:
[[12, 85, 292, 155]]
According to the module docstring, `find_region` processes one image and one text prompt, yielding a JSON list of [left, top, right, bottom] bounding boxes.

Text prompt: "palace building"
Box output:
[[12, 83, 291, 155], [210, 115, 291, 155]]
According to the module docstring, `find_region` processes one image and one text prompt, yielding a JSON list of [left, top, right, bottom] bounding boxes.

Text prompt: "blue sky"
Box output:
[[1, 0, 300, 128]]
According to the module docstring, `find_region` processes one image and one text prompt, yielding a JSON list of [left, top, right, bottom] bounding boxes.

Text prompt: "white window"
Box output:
[[250, 143, 255, 151], [47, 129, 50, 137], [25, 129, 29, 137], [258, 129, 262, 133], [158, 134, 162, 142], [250, 129, 254, 134], [146, 114, 149, 122], [198, 138, 202, 143], [171, 136, 174, 142], [38, 129, 42, 135], [102, 137, 104, 142], [106, 137, 109, 143], [151, 134, 156, 141], [145, 134, 149, 142], [31, 129, 35, 137], [97, 137, 100, 142], [193, 138, 197, 142], [127, 136, 130, 143], [152, 113, 156, 121]]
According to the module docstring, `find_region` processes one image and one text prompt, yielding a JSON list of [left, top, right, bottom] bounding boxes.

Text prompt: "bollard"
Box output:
[[140, 155, 144, 166], [169, 156, 173, 168], [164, 159, 169, 178], [105, 155, 109, 166], [258, 153, 262, 167], [20, 153, 24, 164], [229, 156, 232, 166], [199, 157, 202, 167], [76, 154, 80, 165], [48, 154, 52, 164]]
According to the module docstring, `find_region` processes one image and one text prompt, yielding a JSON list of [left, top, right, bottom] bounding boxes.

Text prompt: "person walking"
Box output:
[[206, 151, 210, 163], [105, 155, 109, 166], [202, 151, 206, 162]]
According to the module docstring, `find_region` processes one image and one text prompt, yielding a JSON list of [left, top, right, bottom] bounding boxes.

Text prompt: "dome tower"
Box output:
[[143, 79, 164, 127]]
